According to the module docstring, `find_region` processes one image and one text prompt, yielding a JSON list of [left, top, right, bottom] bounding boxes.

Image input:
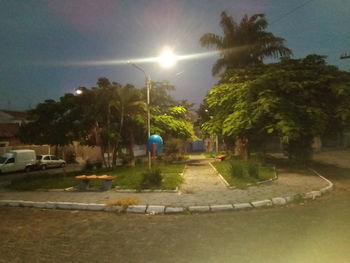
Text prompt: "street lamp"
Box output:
[[128, 46, 177, 169], [128, 62, 152, 169]]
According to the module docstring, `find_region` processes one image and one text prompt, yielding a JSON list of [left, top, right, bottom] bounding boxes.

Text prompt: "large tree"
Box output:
[[200, 12, 292, 75], [19, 99, 75, 153], [20, 78, 195, 167], [203, 55, 350, 163], [199, 12, 292, 158]]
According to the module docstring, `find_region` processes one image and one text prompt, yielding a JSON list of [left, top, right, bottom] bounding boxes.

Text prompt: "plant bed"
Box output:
[[5, 162, 185, 191], [212, 157, 275, 189]]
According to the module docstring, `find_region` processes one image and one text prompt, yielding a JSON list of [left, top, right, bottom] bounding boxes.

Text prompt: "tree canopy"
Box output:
[[200, 11, 292, 75], [202, 55, 350, 162], [19, 78, 195, 166]]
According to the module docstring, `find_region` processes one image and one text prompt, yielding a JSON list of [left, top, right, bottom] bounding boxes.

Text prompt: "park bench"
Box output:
[[215, 154, 226, 161], [75, 175, 117, 191]]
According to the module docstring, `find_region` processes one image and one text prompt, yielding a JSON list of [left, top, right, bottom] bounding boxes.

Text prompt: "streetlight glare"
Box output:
[[158, 47, 177, 68], [75, 89, 83, 95]]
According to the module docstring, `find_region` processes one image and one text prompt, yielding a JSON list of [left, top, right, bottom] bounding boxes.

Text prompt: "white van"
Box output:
[[0, 150, 36, 174]]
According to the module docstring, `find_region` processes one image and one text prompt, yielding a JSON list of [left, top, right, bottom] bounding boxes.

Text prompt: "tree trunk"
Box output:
[[112, 142, 118, 167], [100, 145, 107, 168], [128, 132, 135, 167], [234, 136, 249, 160], [106, 105, 111, 168]]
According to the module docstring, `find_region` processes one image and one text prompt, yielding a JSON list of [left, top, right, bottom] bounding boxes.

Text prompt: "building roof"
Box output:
[[0, 110, 27, 120], [0, 123, 20, 138]]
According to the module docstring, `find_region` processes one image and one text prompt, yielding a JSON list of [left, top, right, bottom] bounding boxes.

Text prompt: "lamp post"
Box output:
[[128, 46, 177, 169], [128, 62, 152, 169]]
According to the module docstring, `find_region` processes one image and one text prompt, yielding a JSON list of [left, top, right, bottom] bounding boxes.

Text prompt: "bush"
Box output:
[[84, 159, 103, 170], [229, 160, 244, 178], [65, 150, 76, 164], [118, 152, 132, 165], [140, 168, 163, 189], [84, 160, 95, 170], [163, 138, 187, 163], [246, 161, 259, 179]]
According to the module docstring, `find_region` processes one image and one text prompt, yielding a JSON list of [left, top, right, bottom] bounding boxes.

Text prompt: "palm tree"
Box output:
[[200, 12, 292, 75], [200, 12, 292, 159], [111, 84, 145, 167]]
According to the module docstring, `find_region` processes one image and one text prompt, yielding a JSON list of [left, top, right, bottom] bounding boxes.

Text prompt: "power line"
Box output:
[[270, 0, 316, 25]]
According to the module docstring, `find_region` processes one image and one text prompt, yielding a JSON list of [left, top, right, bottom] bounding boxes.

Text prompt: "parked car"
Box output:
[[36, 155, 66, 170], [0, 150, 37, 174]]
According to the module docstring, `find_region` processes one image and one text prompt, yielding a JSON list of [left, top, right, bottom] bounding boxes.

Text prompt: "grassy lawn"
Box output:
[[6, 162, 185, 191], [212, 158, 275, 188], [202, 153, 214, 158]]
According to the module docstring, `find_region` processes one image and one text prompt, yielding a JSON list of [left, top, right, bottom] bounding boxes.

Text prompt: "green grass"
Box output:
[[7, 162, 185, 191], [203, 153, 215, 158], [213, 158, 275, 188]]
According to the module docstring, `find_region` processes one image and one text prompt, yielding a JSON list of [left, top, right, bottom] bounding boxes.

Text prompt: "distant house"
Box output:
[[0, 110, 27, 124], [0, 110, 28, 146]]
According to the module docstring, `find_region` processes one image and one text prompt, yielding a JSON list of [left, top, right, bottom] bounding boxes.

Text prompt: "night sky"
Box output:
[[1, 0, 349, 110]]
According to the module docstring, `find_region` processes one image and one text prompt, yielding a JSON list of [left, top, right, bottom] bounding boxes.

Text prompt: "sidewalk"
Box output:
[[0, 155, 330, 207]]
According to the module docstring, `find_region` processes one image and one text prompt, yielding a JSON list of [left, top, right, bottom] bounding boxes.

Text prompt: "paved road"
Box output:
[[1, 181, 349, 263], [0, 151, 349, 262]]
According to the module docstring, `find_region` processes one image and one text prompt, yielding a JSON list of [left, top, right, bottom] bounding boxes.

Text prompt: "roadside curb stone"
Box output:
[[233, 203, 252, 210], [188, 205, 210, 213], [84, 204, 106, 211], [251, 199, 273, 208], [272, 197, 287, 206], [0, 200, 15, 206], [127, 205, 147, 214], [285, 196, 295, 203], [7, 200, 21, 207], [210, 204, 234, 211], [20, 201, 36, 207], [146, 205, 165, 214], [32, 202, 48, 208], [46, 202, 57, 209], [55, 202, 76, 210], [304, 191, 322, 200], [165, 207, 184, 214], [104, 205, 123, 212]]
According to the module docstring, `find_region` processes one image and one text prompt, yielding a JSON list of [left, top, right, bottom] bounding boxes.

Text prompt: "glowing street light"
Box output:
[[158, 46, 177, 68], [75, 89, 83, 95], [128, 46, 177, 169]]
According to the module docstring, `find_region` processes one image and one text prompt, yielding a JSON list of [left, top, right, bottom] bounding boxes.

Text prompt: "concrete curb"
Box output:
[[208, 162, 278, 189], [0, 168, 333, 215], [115, 187, 178, 193]]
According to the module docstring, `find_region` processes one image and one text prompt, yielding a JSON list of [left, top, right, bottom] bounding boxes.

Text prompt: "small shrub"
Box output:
[[84, 159, 103, 170], [65, 150, 76, 164], [163, 153, 177, 164], [118, 152, 132, 165], [229, 160, 244, 178], [84, 160, 94, 170], [141, 168, 163, 188], [95, 160, 103, 169], [293, 194, 305, 203], [246, 161, 259, 179]]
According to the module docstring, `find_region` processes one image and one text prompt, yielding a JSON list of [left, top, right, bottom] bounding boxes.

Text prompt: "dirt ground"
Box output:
[[0, 151, 349, 263]]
